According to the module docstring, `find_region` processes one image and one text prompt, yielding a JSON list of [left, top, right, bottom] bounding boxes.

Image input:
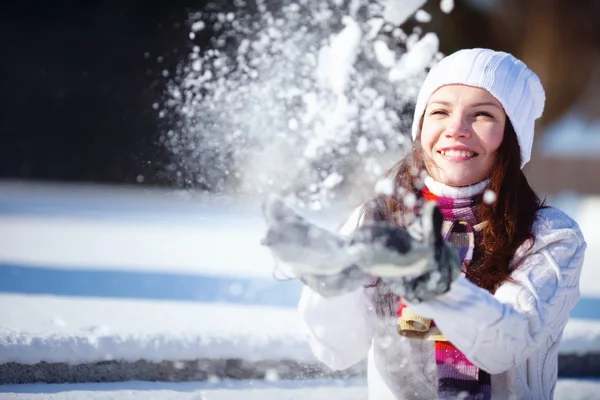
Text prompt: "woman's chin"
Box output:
[[435, 173, 482, 188]]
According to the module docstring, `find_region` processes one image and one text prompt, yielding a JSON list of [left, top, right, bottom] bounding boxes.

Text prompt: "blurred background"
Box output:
[[2, 0, 600, 388], [2, 0, 600, 194]]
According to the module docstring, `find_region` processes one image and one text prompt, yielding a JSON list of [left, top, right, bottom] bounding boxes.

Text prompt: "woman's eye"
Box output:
[[475, 111, 494, 119], [430, 110, 448, 116]]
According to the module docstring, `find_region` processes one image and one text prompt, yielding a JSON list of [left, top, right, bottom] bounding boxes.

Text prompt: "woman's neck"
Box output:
[[423, 175, 488, 199]]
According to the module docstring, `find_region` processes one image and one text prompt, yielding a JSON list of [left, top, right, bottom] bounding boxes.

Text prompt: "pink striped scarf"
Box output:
[[398, 182, 491, 399]]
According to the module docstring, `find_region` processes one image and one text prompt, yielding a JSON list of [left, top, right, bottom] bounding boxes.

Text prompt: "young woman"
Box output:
[[262, 48, 586, 399]]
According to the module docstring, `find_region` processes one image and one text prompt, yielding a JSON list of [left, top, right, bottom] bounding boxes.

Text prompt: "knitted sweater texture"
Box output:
[[298, 179, 586, 400]]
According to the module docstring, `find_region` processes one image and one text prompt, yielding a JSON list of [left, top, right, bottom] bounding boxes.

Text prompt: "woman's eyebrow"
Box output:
[[471, 101, 502, 109], [428, 100, 502, 110], [428, 100, 452, 106]]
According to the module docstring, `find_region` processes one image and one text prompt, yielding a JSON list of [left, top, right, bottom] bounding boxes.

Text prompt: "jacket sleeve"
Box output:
[[404, 207, 586, 374], [297, 206, 377, 371]]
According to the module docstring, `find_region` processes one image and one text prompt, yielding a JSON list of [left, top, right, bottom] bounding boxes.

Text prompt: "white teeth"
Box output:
[[440, 150, 475, 158]]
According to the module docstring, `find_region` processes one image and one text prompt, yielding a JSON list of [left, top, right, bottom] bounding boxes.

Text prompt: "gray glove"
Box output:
[[348, 202, 461, 302], [261, 196, 365, 297], [261, 196, 461, 301]]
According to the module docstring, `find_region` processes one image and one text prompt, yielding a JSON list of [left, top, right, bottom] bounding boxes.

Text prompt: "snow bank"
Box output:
[[1, 293, 599, 366], [559, 319, 600, 356], [0, 215, 273, 277], [2, 182, 600, 367], [1, 380, 370, 400], [0, 377, 599, 400], [574, 197, 600, 297], [0, 294, 310, 365]]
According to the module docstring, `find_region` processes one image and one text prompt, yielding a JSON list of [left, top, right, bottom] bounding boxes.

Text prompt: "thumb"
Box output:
[[421, 201, 443, 247]]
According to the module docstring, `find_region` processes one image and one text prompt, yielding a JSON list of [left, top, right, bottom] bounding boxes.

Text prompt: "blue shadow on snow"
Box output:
[[1, 263, 599, 320], [0, 263, 302, 308]]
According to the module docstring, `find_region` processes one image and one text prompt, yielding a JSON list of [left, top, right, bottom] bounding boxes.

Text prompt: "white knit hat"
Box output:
[[411, 48, 546, 168]]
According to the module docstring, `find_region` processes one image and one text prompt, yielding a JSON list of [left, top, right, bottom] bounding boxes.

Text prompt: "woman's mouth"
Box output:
[[437, 149, 477, 160]]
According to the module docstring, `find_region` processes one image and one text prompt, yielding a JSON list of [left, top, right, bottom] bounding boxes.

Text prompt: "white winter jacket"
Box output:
[[299, 198, 586, 399]]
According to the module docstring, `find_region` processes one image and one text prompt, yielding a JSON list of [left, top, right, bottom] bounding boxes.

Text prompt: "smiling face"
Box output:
[[419, 84, 507, 187]]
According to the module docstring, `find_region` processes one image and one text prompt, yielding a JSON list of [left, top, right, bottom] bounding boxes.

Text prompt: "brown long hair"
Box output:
[[363, 120, 546, 293]]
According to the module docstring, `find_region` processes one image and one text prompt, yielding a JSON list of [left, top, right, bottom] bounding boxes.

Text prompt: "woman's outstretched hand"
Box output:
[[261, 196, 461, 301], [349, 202, 461, 302], [260, 195, 365, 297]]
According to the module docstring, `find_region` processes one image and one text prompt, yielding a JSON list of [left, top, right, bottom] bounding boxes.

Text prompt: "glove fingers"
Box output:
[[421, 201, 443, 247], [262, 195, 304, 226], [348, 222, 435, 278], [349, 222, 412, 251]]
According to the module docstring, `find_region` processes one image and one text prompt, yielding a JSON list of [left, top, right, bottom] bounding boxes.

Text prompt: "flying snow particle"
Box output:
[[356, 136, 369, 154], [322, 172, 344, 189], [317, 16, 362, 95], [264, 368, 280, 382], [191, 21, 206, 32], [383, 0, 427, 25], [403, 192, 417, 208], [483, 189, 497, 204], [366, 18, 385, 40], [390, 32, 439, 81], [379, 334, 393, 349], [375, 178, 394, 195], [288, 118, 299, 130], [173, 361, 186, 370], [426, 270, 441, 291], [415, 10, 432, 23], [136, 175, 145, 183], [440, 0, 455, 13], [373, 40, 396, 68]]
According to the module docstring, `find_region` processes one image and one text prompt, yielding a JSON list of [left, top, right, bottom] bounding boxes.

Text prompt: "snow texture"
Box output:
[[160, 0, 436, 207], [1, 294, 599, 366], [0, 378, 599, 399], [0, 294, 310, 365], [1, 181, 600, 367], [541, 110, 600, 156]]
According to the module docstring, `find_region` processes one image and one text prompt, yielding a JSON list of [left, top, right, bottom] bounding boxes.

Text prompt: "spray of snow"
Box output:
[[389, 32, 440, 82], [161, 1, 445, 208], [383, 0, 427, 25]]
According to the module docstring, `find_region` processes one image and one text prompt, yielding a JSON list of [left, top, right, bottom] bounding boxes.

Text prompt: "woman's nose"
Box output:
[[444, 115, 471, 138]]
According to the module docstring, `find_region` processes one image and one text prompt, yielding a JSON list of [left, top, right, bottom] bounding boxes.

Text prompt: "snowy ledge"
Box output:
[[1, 294, 600, 382], [0, 295, 311, 365], [0, 358, 366, 385]]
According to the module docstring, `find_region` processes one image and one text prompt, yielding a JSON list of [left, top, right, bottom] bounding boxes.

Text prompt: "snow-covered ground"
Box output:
[[1, 378, 600, 400], [1, 180, 599, 377], [0, 294, 308, 365], [1, 292, 600, 366]]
